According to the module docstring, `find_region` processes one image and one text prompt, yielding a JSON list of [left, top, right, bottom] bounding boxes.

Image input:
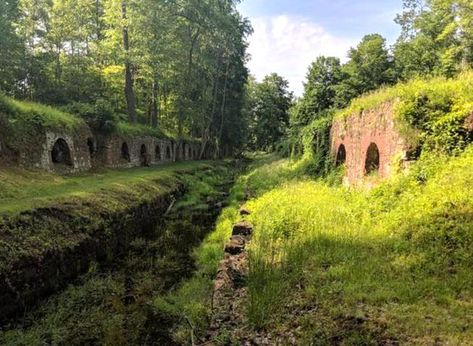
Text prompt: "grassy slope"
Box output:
[[0, 162, 213, 214], [242, 150, 473, 344], [0, 163, 235, 345], [0, 94, 84, 136], [0, 161, 223, 277]]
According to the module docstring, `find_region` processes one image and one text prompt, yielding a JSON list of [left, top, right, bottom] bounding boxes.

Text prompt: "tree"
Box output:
[[331, 34, 394, 108], [0, 0, 24, 95], [292, 56, 342, 128], [247, 74, 293, 151], [394, 0, 473, 79]]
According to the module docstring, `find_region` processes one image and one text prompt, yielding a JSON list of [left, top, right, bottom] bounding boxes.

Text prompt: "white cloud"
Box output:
[[246, 15, 357, 96]]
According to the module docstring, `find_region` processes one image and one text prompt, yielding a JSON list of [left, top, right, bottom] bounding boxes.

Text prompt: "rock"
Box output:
[[232, 221, 253, 237], [225, 235, 246, 255], [239, 206, 251, 216]]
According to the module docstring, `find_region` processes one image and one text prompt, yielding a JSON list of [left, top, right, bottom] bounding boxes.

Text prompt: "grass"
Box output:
[[0, 162, 213, 214], [242, 149, 473, 344], [116, 121, 168, 139], [0, 162, 235, 345], [0, 93, 84, 137]]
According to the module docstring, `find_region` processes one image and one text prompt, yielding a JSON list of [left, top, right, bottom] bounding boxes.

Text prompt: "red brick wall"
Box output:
[[331, 102, 407, 185]]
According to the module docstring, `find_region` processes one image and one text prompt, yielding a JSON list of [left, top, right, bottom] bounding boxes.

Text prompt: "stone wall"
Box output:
[[99, 135, 201, 168], [19, 128, 93, 173], [331, 102, 408, 185]]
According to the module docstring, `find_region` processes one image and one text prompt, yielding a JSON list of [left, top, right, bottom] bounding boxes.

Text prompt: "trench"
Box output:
[[0, 165, 237, 345]]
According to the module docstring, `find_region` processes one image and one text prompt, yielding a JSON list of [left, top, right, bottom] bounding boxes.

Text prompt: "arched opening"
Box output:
[[155, 145, 161, 161], [166, 146, 171, 160], [365, 143, 380, 175], [121, 142, 130, 162], [140, 144, 148, 166], [87, 138, 96, 157], [336, 144, 346, 166], [51, 138, 73, 166], [188, 147, 192, 159]]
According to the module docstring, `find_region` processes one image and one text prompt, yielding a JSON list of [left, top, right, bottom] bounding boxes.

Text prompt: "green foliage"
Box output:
[[116, 121, 168, 139], [63, 99, 118, 133], [336, 72, 473, 154], [394, 0, 473, 80], [242, 149, 473, 343], [0, 0, 24, 95], [292, 57, 343, 129], [3, 0, 250, 154], [246, 74, 293, 151], [337, 34, 395, 106]]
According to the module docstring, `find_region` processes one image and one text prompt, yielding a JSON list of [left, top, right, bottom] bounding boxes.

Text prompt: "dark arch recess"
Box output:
[[121, 142, 130, 162], [365, 143, 380, 175], [166, 146, 171, 160], [87, 138, 96, 156], [140, 144, 148, 166], [336, 144, 346, 166], [155, 145, 161, 160], [52, 138, 73, 166]]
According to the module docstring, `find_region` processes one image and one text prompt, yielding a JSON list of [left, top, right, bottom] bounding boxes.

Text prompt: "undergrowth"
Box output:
[[244, 148, 473, 344]]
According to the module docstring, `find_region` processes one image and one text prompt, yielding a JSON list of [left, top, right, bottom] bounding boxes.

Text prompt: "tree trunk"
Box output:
[[216, 60, 230, 158], [150, 80, 159, 128], [122, 1, 137, 123]]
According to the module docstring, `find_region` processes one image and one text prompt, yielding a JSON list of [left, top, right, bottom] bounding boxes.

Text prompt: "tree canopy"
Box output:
[[0, 0, 251, 156]]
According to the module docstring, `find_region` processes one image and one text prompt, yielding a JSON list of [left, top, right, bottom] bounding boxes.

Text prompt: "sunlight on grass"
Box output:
[[0, 162, 213, 214], [241, 149, 473, 343]]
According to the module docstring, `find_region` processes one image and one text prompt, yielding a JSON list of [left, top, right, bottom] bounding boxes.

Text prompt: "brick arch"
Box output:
[[365, 142, 380, 175], [51, 138, 73, 166], [336, 144, 346, 166]]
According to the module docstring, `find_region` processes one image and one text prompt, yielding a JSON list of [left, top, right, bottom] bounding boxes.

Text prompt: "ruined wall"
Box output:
[[1, 113, 205, 173], [19, 127, 93, 173], [331, 102, 408, 185], [100, 136, 201, 168]]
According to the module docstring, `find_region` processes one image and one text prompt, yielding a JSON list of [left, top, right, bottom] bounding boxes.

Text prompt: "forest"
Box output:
[[1, 0, 473, 345]]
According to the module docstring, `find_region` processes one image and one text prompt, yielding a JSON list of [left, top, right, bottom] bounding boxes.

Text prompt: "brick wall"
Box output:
[[331, 102, 408, 185]]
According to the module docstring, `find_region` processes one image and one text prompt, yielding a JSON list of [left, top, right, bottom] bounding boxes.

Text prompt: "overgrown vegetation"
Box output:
[[198, 149, 473, 344], [336, 72, 473, 153], [0, 162, 235, 345], [0, 93, 84, 136]]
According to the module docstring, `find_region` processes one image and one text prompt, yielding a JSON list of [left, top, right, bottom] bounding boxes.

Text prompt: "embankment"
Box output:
[[0, 162, 228, 323]]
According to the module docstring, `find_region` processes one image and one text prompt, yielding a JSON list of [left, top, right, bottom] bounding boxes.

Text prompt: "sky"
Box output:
[[237, 0, 404, 96]]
